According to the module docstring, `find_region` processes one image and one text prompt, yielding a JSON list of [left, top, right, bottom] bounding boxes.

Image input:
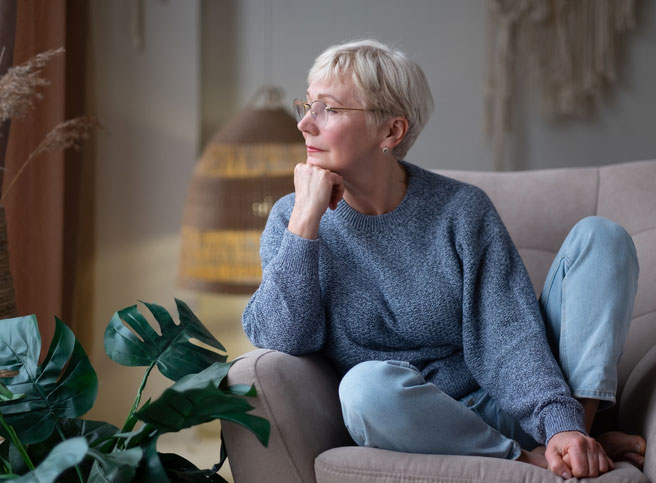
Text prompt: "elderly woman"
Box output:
[[242, 39, 644, 479]]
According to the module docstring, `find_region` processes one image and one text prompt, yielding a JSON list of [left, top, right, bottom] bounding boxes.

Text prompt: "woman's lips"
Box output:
[[306, 145, 325, 153]]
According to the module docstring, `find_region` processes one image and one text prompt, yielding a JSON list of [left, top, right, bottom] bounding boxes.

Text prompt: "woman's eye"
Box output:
[[326, 108, 338, 115]]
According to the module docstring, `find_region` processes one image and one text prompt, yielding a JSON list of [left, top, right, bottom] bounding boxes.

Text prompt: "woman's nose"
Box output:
[[297, 111, 318, 134]]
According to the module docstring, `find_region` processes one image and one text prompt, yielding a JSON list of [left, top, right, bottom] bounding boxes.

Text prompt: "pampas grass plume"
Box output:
[[0, 47, 64, 123], [0, 46, 101, 205]]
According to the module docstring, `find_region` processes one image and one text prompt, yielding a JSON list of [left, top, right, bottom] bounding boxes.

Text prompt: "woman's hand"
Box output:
[[545, 431, 614, 479], [288, 163, 345, 239]]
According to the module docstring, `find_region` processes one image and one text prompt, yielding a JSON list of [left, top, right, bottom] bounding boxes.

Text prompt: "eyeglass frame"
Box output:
[[293, 98, 382, 126]]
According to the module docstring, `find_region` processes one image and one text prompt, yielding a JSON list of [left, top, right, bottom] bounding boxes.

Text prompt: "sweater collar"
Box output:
[[332, 160, 421, 231]]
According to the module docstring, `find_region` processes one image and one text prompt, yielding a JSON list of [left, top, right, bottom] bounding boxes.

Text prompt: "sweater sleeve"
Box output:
[[458, 191, 586, 445], [241, 195, 326, 355]]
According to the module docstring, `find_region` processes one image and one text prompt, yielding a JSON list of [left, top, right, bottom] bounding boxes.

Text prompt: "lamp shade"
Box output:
[[179, 89, 305, 294]]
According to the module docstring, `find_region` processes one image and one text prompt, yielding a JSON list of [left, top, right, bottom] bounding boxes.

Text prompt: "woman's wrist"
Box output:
[[288, 208, 321, 240]]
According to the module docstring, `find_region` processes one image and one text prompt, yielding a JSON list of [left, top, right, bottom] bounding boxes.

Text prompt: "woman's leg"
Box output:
[[539, 216, 638, 408], [538, 216, 644, 463], [339, 359, 521, 459]]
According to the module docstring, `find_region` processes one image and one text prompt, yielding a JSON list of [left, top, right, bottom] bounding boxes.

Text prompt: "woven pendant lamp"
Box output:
[[179, 87, 305, 294]]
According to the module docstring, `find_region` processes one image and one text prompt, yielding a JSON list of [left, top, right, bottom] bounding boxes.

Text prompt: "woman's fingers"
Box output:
[[288, 163, 344, 239], [547, 447, 573, 479], [573, 438, 613, 477], [602, 453, 614, 473], [547, 431, 613, 479], [592, 445, 611, 476], [294, 163, 343, 208], [329, 180, 345, 210]]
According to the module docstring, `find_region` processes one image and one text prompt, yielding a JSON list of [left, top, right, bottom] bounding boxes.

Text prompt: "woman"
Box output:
[[242, 39, 644, 479]]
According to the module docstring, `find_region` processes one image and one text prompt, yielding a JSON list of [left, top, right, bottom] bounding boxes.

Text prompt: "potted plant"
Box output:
[[0, 298, 269, 482]]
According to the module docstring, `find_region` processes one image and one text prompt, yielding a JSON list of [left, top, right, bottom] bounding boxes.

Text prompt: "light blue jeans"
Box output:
[[339, 216, 639, 460]]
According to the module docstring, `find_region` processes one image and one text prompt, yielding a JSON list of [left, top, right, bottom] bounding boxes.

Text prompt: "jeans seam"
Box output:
[[559, 254, 572, 379], [540, 258, 562, 320]]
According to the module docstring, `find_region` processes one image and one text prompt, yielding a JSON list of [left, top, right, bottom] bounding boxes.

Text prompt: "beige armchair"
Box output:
[[223, 160, 656, 483]]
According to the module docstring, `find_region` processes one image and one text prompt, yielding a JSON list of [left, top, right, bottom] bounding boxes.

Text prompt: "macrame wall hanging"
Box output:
[[486, 0, 636, 170]]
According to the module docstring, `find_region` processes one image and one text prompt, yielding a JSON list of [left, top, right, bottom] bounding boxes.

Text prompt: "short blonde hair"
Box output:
[[308, 39, 433, 159]]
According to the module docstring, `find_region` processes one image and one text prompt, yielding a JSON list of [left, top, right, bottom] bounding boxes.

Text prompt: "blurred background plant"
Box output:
[[0, 46, 99, 320]]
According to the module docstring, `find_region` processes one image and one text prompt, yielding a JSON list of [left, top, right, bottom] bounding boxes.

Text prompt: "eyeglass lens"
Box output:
[[293, 99, 326, 125]]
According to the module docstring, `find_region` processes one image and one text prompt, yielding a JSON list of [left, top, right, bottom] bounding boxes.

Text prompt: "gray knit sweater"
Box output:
[[242, 161, 585, 444]]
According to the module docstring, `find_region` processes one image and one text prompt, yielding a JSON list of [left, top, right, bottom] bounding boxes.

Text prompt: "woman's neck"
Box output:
[[342, 160, 408, 216]]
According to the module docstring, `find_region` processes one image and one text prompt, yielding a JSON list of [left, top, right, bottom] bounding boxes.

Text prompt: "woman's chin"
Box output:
[[306, 157, 329, 169]]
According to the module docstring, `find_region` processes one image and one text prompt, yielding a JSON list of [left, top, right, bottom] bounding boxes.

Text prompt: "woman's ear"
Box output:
[[383, 117, 409, 149]]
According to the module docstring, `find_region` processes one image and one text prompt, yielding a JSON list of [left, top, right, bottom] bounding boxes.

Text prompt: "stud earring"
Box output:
[[382, 147, 391, 155]]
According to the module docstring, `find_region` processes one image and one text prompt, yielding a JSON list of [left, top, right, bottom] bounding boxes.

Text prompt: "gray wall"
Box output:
[[202, 0, 656, 171], [87, 0, 201, 423]]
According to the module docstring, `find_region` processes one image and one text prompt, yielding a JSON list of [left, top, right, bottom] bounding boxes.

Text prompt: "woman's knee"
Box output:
[[570, 216, 638, 276], [339, 360, 427, 447], [571, 216, 633, 248], [339, 360, 416, 412], [339, 360, 420, 427]]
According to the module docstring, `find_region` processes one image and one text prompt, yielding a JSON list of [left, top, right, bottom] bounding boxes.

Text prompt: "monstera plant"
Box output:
[[0, 299, 269, 482]]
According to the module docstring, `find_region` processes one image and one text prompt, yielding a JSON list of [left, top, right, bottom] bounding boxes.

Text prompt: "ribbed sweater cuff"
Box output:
[[271, 229, 320, 275], [542, 402, 587, 444]]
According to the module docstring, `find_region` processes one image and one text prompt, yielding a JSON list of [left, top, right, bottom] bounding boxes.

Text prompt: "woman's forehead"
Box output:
[[306, 76, 358, 104]]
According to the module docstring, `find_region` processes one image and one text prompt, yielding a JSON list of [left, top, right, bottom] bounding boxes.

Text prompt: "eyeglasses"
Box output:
[[293, 98, 371, 127]]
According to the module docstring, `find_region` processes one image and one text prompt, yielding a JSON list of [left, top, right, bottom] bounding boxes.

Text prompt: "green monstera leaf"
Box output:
[[104, 299, 227, 381], [0, 316, 98, 444], [27, 418, 120, 466], [87, 446, 143, 483], [131, 438, 169, 483], [14, 437, 88, 483], [135, 362, 270, 447], [0, 381, 23, 402]]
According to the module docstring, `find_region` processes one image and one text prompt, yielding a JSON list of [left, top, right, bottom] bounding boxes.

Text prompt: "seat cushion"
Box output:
[[315, 447, 647, 483]]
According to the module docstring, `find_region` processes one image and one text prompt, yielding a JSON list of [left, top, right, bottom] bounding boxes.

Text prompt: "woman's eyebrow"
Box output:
[[306, 92, 344, 105]]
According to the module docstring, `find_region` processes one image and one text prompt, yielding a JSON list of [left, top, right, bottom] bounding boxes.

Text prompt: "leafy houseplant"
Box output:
[[0, 298, 269, 482]]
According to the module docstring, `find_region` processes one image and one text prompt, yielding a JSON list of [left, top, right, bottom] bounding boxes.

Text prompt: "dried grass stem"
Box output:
[[0, 116, 101, 205]]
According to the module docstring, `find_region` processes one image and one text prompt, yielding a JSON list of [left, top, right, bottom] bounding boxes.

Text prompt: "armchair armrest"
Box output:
[[619, 344, 656, 481], [222, 349, 353, 483]]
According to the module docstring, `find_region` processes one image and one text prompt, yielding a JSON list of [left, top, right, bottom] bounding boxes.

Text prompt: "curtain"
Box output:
[[1, 0, 91, 344], [0, 0, 17, 318]]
